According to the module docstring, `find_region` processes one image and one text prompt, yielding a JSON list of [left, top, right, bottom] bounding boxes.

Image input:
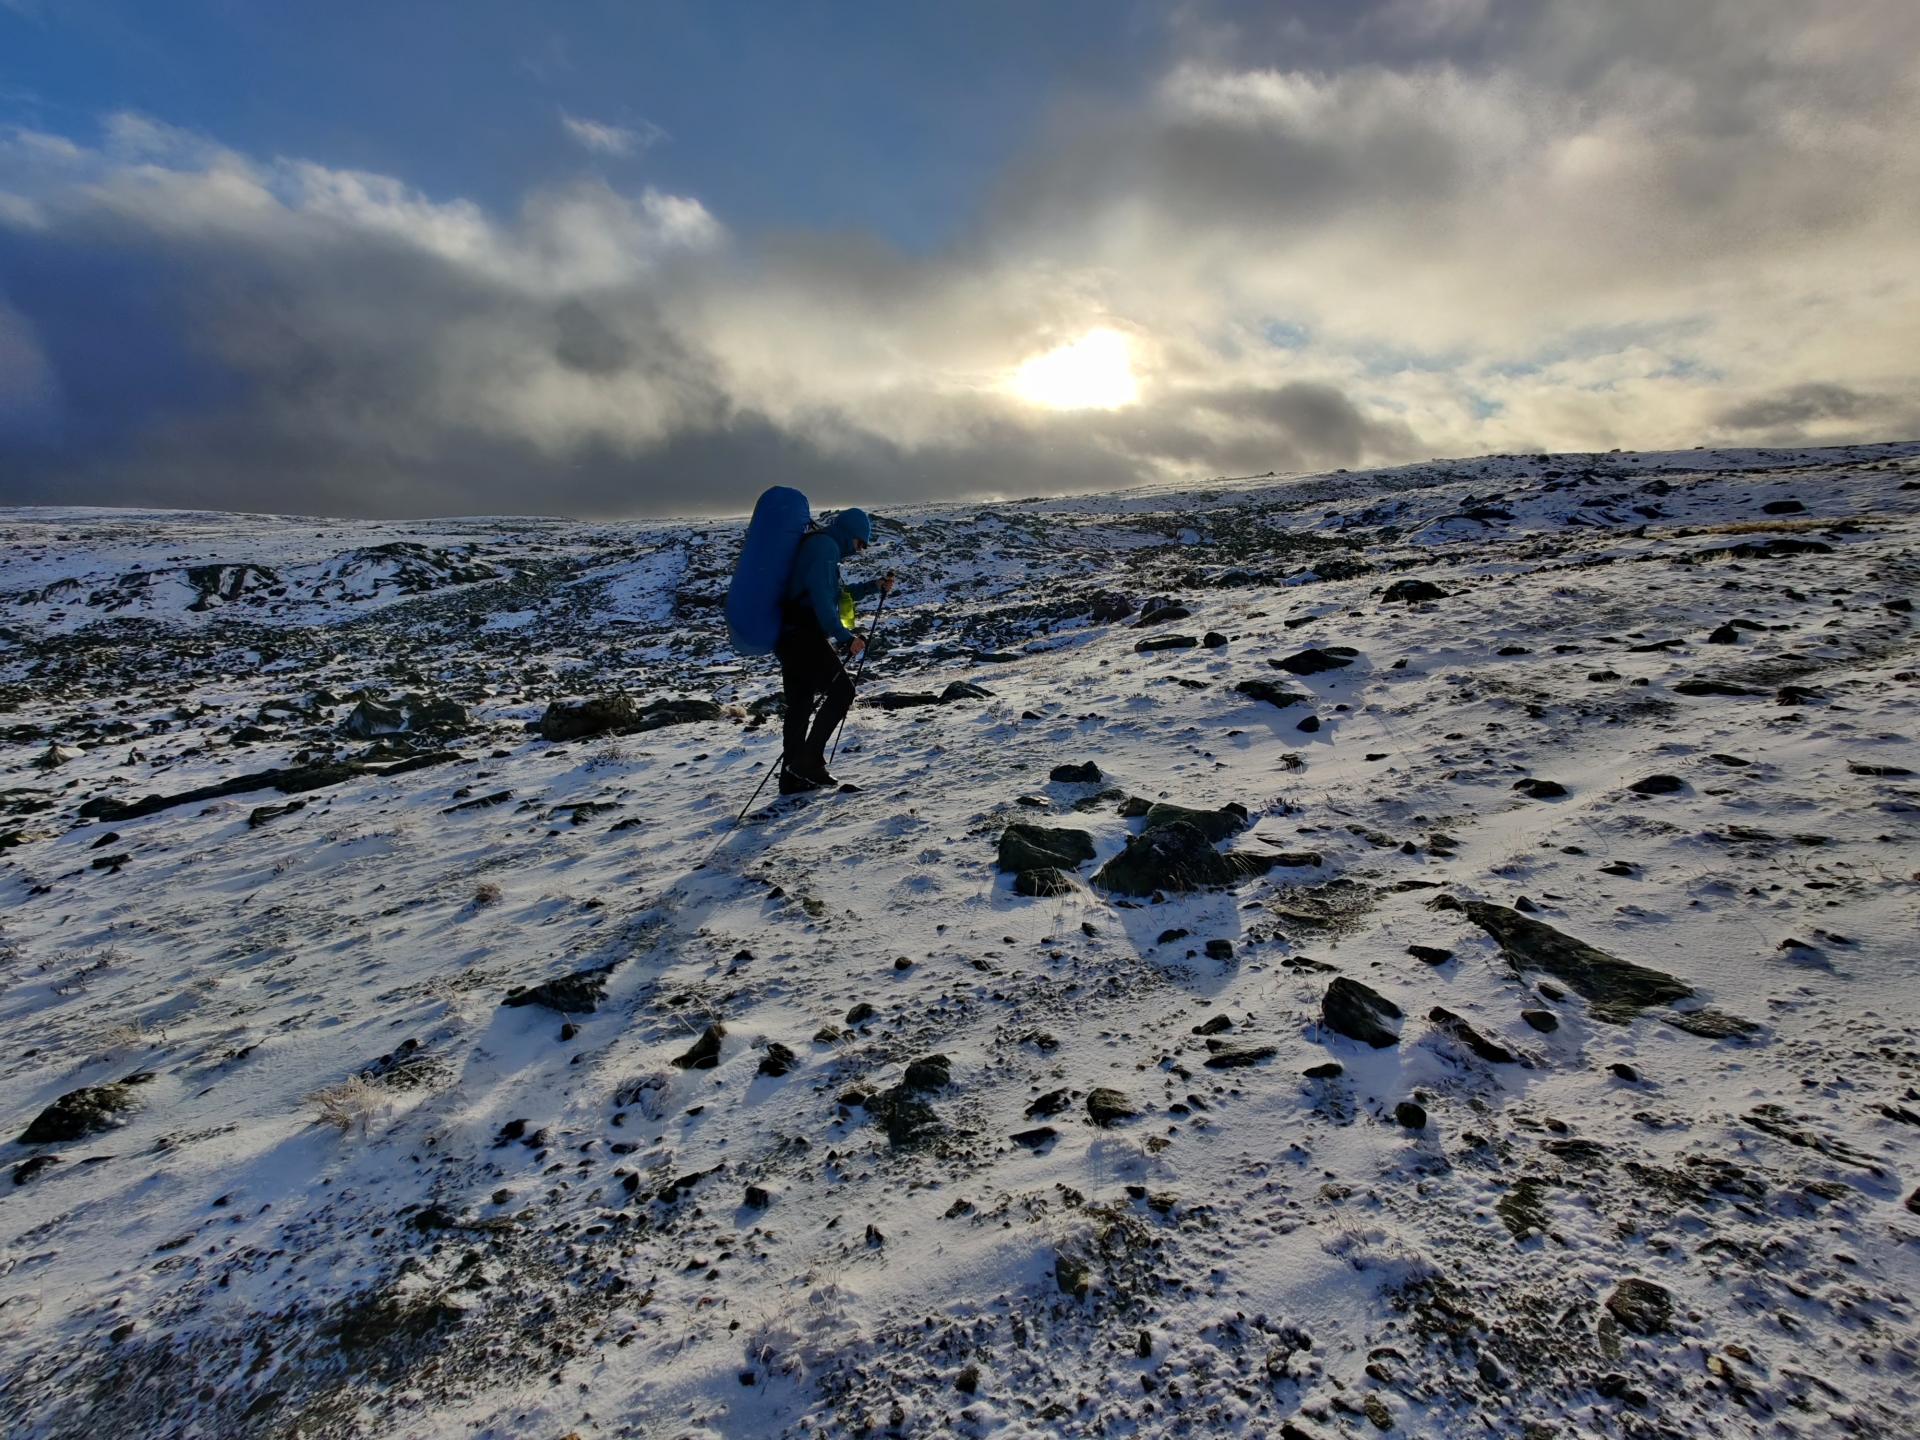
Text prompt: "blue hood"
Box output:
[[824, 508, 872, 558]]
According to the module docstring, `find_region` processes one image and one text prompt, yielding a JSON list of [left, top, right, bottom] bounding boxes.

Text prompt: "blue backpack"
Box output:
[[726, 486, 813, 656]]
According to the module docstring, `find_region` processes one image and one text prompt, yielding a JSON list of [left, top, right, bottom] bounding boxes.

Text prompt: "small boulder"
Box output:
[[1605, 1278, 1674, 1336], [1049, 761, 1102, 784], [19, 1073, 155, 1144], [1272, 646, 1359, 676], [1234, 679, 1310, 709], [1322, 978, 1402, 1048], [1382, 579, 1448, 604], [1086, 1088, 1138, 1126], [670, 1024, 726, 1070], [1513, 778, 1568, 799], [997, 824, 1095, 874], [1627, 774, 1685, 796], [1014, 867, 1075, 898], [1428, 1007, 1518, 1063], [1141, 801, 1248, 842], [1394, 1100, 1428, 1130]]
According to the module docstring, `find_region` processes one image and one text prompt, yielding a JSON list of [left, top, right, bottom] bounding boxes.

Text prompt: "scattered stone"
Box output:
[[1011, 1126, 1058, 1150], [1394, 1100, 1428, 1130], [1521, 1009, 1559, 1033], [1202, 631, 1229, 648], [1049, 761, 1102, 784], [1204, 938, 1234, 960], [1382, 579, 1448, 604], [1192, 1014, 1232, 1036], [1706, 623, 1741, 644], [756, 1042, 798, 1078], [1513, 778, 1568, 799], [248, 799, 308, 828], [670, 1024, 726, 1070], [845, 1002, 878, 1026], [1610, 1063, 1641, 1083], [1296, 715, 1321, 733], [12, 1154, 63, 1185], [1026, 1089, 1071, 1119], [1136, 634, 1199, 652], [1303, 1061, 1344, 1079], [1322, 977, 1402, 1048], [1761, 499, 1805, 514], [1850, 761, 1915, 778], [1135, 604, 1192, 627], [1662, 1009, 1759, 1040], [743, 1185, 772, 1209], [1407, 945, 1454, 965], [1673, 679, 1762, 697]]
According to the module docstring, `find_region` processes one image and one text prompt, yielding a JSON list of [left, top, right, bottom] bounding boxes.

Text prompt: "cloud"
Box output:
[[559, 112, 666, 158], [1, 1, 1916, 518]]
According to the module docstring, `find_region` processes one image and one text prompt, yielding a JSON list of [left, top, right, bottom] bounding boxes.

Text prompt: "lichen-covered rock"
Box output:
[[1141, 801, 1248, 842], [19, 1073, 155, 1144]]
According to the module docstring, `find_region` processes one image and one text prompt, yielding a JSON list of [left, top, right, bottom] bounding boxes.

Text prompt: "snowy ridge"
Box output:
[[2, 443, 1918, 1439]]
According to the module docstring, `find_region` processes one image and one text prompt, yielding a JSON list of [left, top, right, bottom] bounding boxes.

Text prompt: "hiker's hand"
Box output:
[[848, 634, 867, 659], [880, 572, 897, 596]]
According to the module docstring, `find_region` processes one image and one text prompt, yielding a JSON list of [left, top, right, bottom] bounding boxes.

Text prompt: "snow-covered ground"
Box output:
[[2, 443, 1917, 1439]]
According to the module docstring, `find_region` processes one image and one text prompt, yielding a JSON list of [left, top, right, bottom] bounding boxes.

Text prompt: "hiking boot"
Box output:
[[779, 764, 822, 796], [801, 753, 839, 787]]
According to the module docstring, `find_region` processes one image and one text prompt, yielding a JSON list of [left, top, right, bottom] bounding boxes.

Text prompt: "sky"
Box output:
[[1, 0, 1916, 520]]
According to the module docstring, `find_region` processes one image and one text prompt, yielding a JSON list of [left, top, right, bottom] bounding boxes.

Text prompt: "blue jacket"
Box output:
[[785, 508, 877, 645]]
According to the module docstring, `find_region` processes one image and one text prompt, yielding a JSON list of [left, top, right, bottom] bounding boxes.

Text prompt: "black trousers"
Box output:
[[775, 621, 855, 771]]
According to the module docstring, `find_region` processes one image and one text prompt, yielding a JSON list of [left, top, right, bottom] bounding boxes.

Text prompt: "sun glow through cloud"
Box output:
[[1008, 328, 1139, 410]]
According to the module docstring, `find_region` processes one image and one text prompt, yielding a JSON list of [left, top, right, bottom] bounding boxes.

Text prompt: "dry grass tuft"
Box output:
[[309, 1076, 386, 1134], [473, 882, 504, 907]]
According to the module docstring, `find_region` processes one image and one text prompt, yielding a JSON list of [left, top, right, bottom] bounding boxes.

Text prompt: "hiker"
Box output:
[[776, 507, 895, 794]]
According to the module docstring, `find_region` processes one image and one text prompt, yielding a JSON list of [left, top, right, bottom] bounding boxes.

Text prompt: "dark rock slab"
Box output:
[[1513, 778, 1568, 799], [940, 681, 993, 702], [502, 962, 618, 1014], [1449, 899, 1693, 1022], [1203, 1042, 1277, 1069], [1141, 801, 1248, 842], [1272, 646, 1360, 675], [757, 1042, 799, 1077], [19, 1072, 155, 1144], [902, 1055, 953, 1094], [1627, 774, 1685, 795], [1382, 579, 1448, 604], [1662, 1008, 1759, 1040], [1322, 977, 1402, 1048], [1014, 867, 1076, 897], [1136, 634, 1199, 653], [1428, 1007, 1518, 1063], [1407, 945, 1454, 965], [538, 695, 724, 740], [1050, 761, 1102, 783], [80, 751, 463, 823], [1673, 679, 1762, 697], [1092, 821, 1274, 896], [1234, 679, 1311, 709], [997, 824, 1095, 874]]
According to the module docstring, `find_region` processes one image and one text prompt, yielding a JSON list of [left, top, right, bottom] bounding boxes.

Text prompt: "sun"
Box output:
[[1008, 328, 1139, 410]]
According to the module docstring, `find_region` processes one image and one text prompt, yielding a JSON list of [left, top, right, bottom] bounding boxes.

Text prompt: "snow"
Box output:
[[2, 442, 1918, 1438]]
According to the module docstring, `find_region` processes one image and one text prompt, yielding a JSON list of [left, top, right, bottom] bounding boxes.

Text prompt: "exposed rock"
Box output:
[[1011, 1126, 1058, 1150], [1303, 1061, 1344, 1079], [939, 681, 993, 702], [1092, 821, 1275, 896], [997, 824, 1095, 874], [342, 692, 469, 739], [537, 695, 724, 741], [1322, 977, 1403, 1048], [1135, 604, 1192, 627], [1204, 938, 1234, 960], [1086, 1088, 1138, 1126], [1605, 1278, 1674, 1336], [1141, 800, 1248, 842], [865, 1086, 941, 1148], [1202, 631, 1229, 648], [12, 1154, 62, 1185], [756, 1042, 799, 1078], [248, 799, 308, 828], [1407, 945, 1454, 965], [1136, 634, 1199, 652], [1673, 678, 1762, 697], [80, 750, 464, 823], [1025, 1089, 1071, 1119], [501, 962, 618, 1014], [1272, 645, 1360, 675], [1204, 1043, 1277, 1069], [1234, 679, 1311, 709], [1662, 1008, 1759, 1040], [1050, 761, 1102, 783], [19, 1073, 155, 1144], [1521, 1009, 1559, 1033], [1448, 898, 1694, 1022], [1382, 579, 1448, 604], [902, 1054, 953, 1094], [670, 1024, 726, 1070], [1014, 867, 1076, 898], [1627, 774, 1685, 795], [1395, 1100, 1428, 1129], [1428, 1007, 1518, 1063], [1513, 778, 1568, 799], [1192, 1014, 1232, 1036]]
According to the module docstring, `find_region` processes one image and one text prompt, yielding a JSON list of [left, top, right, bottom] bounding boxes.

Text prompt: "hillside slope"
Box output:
[[3, 443, 1918, 1439]]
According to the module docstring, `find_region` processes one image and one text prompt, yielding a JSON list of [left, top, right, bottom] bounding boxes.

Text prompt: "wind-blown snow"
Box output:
[[2, 443, 1917, 1439]]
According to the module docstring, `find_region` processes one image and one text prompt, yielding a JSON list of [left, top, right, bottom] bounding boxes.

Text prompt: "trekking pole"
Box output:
[[828, 584, 889, 766], [699, 692, 829, 868]]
